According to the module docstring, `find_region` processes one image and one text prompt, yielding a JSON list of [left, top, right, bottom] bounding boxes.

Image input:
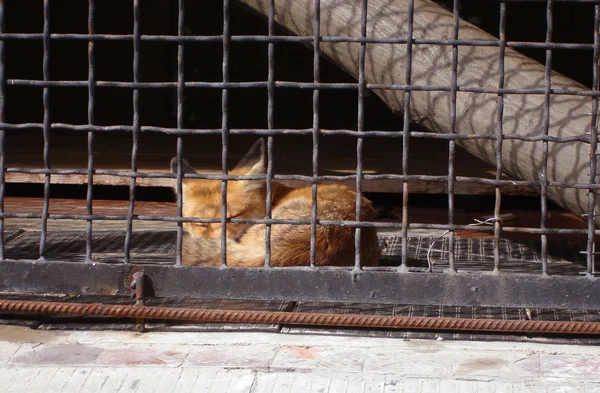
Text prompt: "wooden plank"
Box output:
[[3, 172, 536, 195], [3, 131, 537, 195], [6, 197, 586, 235]]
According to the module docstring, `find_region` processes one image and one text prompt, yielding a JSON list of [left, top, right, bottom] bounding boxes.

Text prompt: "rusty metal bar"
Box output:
[[175, 0, 185, 267], [310, 0, 321, 268], [124, 0, 141, 263], [0, 210, 598, 236], [0, 123, 593, 143], [264, 0, 275, 269], [400, 0, 415, 272], [493, 1, 507, 274], [539, 0, 554, 275], [354, 0, 368, 272], [129, 271, 145, 332], [0, 33, 598, 47], [5, 79, 599, 97], [85, 0, 96, 264], [4, 167, 599, 190], [447, 0, 461, 274], [2, 298, 600, 335], [39, 0, 51, 260], [220, 0, 231, 268]]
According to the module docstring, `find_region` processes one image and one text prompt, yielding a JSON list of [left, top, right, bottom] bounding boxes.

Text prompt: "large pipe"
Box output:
[[240, 0, 597, 224]]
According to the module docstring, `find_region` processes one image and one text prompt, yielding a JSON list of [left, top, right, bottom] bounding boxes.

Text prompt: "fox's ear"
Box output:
[[170, 157, 197, 175], [170, 157, 197, 200], [233, 139, 266, 176]]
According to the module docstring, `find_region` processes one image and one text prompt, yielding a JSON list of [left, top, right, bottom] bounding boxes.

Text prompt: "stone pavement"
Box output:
[[1, 325, 600, 392]]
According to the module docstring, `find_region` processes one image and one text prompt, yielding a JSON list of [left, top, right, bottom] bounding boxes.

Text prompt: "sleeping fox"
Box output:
[[170, 139, 380, 267]]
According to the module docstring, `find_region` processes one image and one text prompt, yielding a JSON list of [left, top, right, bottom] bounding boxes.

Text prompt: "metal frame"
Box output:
[[1, 0, 600, 310], [3, 262, 600, 310]]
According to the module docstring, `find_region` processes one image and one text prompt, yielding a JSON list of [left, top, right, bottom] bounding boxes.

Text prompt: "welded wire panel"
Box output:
[[0, 0, 597, 310]]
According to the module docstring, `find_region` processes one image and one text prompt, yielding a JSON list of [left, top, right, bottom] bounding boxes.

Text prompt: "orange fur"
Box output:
[[170, 140, 380, 267]]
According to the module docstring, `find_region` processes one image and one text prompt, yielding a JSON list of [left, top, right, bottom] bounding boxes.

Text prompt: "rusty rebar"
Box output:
[[1, 299, 600, 335]]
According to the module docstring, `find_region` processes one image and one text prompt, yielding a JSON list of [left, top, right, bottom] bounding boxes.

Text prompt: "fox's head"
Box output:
[[170, 139, 267, 239]]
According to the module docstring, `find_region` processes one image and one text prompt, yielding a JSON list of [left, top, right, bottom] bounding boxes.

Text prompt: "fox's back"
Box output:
[[262, 183, 380, 266]]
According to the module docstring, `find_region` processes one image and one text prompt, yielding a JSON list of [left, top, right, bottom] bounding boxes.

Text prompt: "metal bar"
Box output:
[[540, 0, 554, 275], [310, 0, 321, 268], [2, 298, 600, 335], [6, 78, 600, 97], [3, 123, 595, 143], [354, 0, 368, 272], [400, 0, 415, 272], [6, 166, 600, 190], [130, 271, 146, 332], [85, 0, 96, 264], [446, 0, 461, 274], [39, 0, 51, 261], [124, 0, 142, 263], [0, 32, 597, 49], [0, 211, 594, 234], [587, 5, 600, 276], [175, 0, 185, 267], [221, 0, 231, 267], [2, 262, 600, 310], [0, 0, 5, 261], [264, 0, 275, 268], [493, 1, 507, 273]]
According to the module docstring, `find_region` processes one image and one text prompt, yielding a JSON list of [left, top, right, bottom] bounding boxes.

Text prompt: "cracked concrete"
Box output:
[[1, 325, 600, 392]]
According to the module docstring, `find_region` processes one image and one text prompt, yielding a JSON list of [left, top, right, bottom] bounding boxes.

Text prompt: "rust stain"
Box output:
[[11, 344, 103, 365], [283, 346, 323, 359], [97, 348, 184, 366], [458, 357, 507, 373], [0, 325, 68, 344]]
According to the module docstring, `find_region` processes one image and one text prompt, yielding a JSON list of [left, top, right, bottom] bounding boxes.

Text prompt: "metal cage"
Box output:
[[1, 0, 600, 311]]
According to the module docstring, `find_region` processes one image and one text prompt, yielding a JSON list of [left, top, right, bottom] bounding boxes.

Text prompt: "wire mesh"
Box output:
[[0, 0, 598, 307]]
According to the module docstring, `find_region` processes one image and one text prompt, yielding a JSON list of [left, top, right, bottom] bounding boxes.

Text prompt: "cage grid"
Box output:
[[0, 0, 599, 310]]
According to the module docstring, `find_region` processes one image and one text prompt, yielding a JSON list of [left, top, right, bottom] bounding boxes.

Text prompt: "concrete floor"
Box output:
[[1, 325, 600, 392]]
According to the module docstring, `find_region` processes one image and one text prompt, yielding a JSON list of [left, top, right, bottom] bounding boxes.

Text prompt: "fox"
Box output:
[[170, 139, 380, 267]]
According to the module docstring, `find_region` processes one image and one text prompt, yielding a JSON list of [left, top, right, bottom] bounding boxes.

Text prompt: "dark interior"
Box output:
[[2, 0, 596, 207]]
